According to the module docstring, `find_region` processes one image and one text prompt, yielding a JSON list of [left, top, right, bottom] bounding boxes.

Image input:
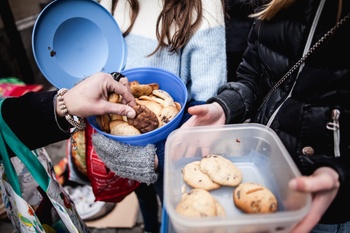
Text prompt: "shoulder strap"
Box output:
[[260, 10, 350, 114]]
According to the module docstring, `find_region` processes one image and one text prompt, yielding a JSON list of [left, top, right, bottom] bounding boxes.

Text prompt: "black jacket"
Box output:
[[225, 0, 254, 82], [209, 0, 350, 224], [1, 91, 70, 150]]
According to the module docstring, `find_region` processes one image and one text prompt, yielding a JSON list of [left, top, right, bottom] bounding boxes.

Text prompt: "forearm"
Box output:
[[1, 91, 70, 149]]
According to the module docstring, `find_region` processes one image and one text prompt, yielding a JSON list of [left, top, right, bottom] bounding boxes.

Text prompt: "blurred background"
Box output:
[[0, 0, 52, 89]]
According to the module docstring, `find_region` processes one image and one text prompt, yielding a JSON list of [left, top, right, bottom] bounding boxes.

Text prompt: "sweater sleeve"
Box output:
[[180, 0, 227, 102], [1, 91, 70, 150]]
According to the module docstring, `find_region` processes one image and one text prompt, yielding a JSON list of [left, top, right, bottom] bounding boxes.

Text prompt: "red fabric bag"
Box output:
[[85, 123, 139, 203]]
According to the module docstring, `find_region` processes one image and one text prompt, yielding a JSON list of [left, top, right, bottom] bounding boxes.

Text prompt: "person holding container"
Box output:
[[182, 0, 350, 232], [92, 0, 227, 232], [0, 72, 137, 232]]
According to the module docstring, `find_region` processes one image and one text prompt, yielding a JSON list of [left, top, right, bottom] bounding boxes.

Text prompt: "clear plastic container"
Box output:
[[164, 123, 311, 233]]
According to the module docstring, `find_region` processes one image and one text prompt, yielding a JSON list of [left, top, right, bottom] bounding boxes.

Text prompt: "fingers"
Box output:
[[291, 205, 323, 233], [289, 167, 339, 193], [118, 77, 129, 87], [102, 75, 136, 118], [290, 184, 337, 233], [119, 77, 134, 99], [107, 75, 137, 107], [181, 105, 211, 128], [182, 103, 226, 128], [105, 102, 136, 118], [60, 72, 137, 119], [187, 104, 207, 115], [289, 167, 340, 233]]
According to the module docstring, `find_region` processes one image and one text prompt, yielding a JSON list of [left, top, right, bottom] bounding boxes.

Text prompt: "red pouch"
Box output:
[[85, 123, 139, 203], [0, 83, 43, 97]]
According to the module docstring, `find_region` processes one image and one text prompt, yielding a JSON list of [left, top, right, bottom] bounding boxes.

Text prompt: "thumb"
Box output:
[[289, 167, 339, 193], [106, 102, 136, 118], [187, 105, 207, 116]]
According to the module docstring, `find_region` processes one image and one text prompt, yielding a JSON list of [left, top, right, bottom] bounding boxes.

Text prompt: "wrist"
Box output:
[[57, 88, 86, 131], [53, 94, 70, 133]]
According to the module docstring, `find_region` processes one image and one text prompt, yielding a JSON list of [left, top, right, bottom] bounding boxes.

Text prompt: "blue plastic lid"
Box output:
[[32, 0, 126, 89]]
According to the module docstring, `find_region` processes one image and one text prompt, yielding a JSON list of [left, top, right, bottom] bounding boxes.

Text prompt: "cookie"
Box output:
[[199, 154, 242, 186], [127, 105, 159, 133], [175, 189, 217, 218], [108, 93, 121, 103], [109, 120, 141, 136], [182, 161, 221, 191], [214, 198, 226, 217], [71, 130, 87, 176], [96, 114, 111, 132], [233, 182, 278, 214], [129, 81, 154, 97]]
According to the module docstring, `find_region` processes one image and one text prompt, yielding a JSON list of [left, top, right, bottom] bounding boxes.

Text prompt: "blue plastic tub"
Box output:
[[87, 67, 188, 146]]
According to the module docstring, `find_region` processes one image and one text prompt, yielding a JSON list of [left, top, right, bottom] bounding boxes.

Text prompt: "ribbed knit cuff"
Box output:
[[92, 133, 158, 184], [207, 89, 246, 124]]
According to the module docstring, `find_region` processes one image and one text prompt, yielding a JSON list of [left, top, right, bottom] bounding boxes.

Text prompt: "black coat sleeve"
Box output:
[[1, 91, 71, 150]]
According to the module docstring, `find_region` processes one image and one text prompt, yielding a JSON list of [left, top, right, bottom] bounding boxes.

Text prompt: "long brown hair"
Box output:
[[111, 0, 225, 55], [251, 0, 343, 21], [250, 0, 296, 20]]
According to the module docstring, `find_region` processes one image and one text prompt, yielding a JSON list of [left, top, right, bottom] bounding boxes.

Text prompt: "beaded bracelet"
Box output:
[[57, 88, 86, 131]]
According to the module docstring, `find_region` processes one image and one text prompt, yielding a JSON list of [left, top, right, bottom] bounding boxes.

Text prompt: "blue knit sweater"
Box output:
[[101, 0, 227, 102], [100, 0, 227, 173]]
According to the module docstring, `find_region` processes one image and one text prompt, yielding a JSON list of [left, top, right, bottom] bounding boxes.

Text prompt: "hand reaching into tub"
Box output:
[[57, 72, 137, 119]]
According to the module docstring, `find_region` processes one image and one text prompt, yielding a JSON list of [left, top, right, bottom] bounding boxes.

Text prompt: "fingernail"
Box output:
[[127, 111, 134, 118], [289, 179, 297, 189]]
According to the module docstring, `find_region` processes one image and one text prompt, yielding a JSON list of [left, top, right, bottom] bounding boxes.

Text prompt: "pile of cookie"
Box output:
[[96, 81, 181, 136], [176, 154, 278, 218]]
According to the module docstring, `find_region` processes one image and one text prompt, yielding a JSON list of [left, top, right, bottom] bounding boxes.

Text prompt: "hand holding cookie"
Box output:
[[96, 81, 182, 136]]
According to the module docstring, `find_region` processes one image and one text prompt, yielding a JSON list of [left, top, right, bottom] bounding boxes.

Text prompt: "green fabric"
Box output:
[[0, 130, 20, 195], [0, 99, 50, 196], [0, 77, 25, 84]]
